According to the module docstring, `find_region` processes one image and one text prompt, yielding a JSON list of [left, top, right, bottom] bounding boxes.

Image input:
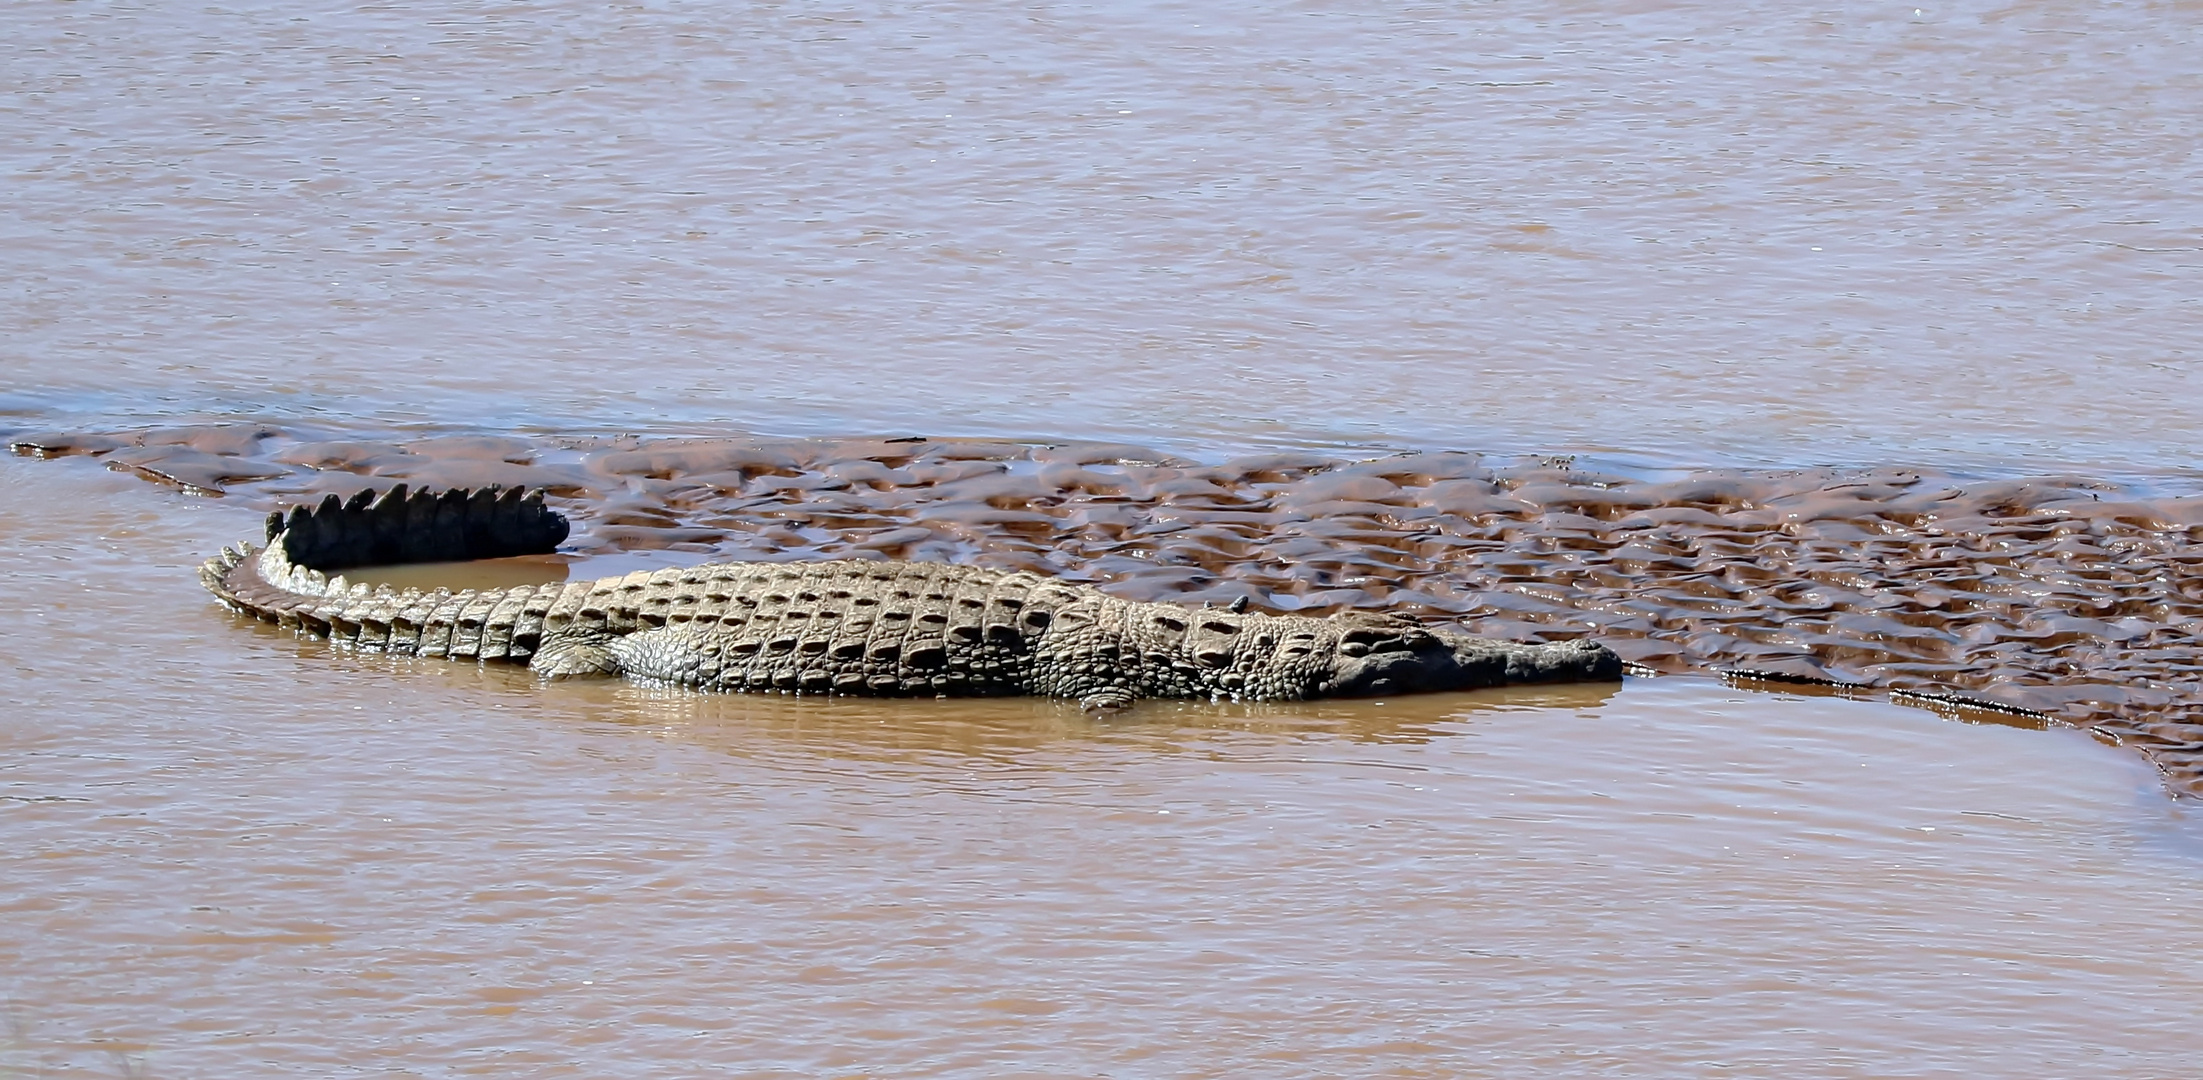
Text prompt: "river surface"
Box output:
[[6, 1, 2203, 1076]]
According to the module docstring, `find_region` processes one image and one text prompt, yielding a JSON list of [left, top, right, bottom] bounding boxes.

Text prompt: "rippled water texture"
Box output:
[[3, 0, 2200, 467], [7, 1, 2203, 1075], [21, 423, 2203, 794]]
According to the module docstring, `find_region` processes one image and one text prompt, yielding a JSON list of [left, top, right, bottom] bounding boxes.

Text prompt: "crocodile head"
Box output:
[[1319, 616, 1622, 697], [1315, 614, 1451, 697]]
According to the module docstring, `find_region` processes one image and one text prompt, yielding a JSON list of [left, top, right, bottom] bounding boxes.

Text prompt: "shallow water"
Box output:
[[6, 0, 2203, 1075], [23, 423, 2203, 789]]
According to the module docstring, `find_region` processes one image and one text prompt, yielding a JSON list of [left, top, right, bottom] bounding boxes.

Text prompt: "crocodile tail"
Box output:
[[199, 542, 259, 610], [265, 484, 569, 571], [199, 486, 571, 661]]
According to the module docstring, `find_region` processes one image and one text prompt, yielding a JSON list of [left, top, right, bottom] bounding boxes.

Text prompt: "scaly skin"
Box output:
[[199, 485, 1621, 707]]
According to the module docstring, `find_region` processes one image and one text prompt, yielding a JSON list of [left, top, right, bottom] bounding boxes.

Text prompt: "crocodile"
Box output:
[[198, 485, 1622, 708]]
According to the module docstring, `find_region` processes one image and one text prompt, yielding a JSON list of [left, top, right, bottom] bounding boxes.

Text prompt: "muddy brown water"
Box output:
[[5, 0, 2202, 474], [11, 432, 2203, 1077], [8, 0, 2203, 1075]]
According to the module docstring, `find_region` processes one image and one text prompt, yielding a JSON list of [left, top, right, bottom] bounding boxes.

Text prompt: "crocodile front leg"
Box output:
[[530, 627, 625, 679]]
